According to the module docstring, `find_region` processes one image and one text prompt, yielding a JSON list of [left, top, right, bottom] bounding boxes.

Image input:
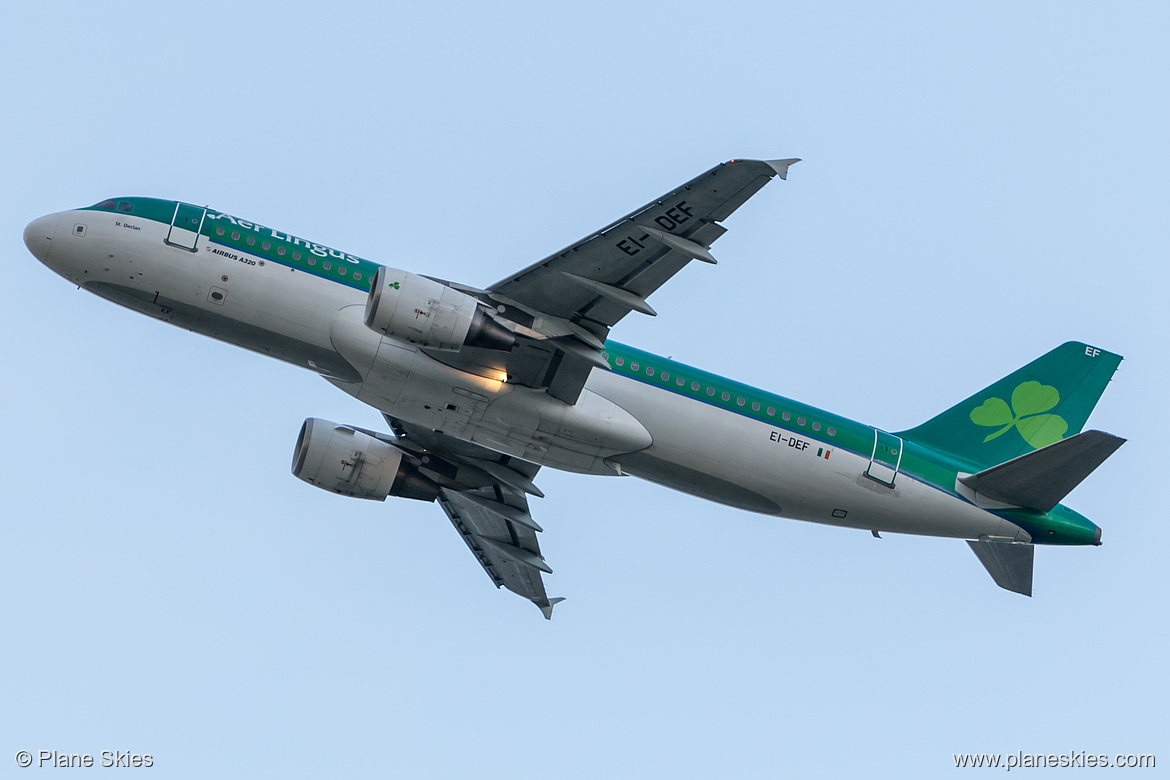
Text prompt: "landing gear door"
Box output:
[[866, 429, 903, 487], [166, 202, 206, 251]]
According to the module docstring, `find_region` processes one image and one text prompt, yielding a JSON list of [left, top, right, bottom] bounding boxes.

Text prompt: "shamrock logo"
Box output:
[[969, 381, 1069, 449]]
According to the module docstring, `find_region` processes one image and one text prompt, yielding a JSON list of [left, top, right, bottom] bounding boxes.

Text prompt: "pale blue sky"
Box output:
[[3, 2, 1166, 777]]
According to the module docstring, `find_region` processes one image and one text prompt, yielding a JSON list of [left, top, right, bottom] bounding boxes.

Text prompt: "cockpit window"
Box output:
[[94, 199, 117, 210], [117, 201, 134, 213]]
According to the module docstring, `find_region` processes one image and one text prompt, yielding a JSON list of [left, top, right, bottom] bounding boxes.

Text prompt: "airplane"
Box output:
[[23, 159, 1125, 618]]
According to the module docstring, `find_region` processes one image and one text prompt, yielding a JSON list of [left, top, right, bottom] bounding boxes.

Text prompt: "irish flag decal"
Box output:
[[816, 447, 832, 460]]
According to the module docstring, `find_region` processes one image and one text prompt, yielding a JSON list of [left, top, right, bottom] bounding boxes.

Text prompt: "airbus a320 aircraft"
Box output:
[[24, 159, 1124, 617]]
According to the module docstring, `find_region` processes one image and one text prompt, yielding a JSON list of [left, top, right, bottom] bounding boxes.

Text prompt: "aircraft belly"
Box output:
[[473, 386, 652, 472], [329, 311, 650, 473], [588, 371, 1025, 542]]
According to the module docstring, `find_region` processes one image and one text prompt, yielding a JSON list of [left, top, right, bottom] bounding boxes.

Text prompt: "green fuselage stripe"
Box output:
[[84, 197, 382, 291]]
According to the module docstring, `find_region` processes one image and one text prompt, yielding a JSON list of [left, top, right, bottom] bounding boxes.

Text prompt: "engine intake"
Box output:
[[364, 267, 514, 351], [291, 418, 439, 502]]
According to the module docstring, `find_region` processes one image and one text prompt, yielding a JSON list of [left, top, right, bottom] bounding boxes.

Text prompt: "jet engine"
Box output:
[[364, 267, 514, 351], [291, 418, 440, 502]]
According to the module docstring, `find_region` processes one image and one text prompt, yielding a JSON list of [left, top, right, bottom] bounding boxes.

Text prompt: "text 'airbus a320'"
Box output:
[[25, 159, 1124, 617]]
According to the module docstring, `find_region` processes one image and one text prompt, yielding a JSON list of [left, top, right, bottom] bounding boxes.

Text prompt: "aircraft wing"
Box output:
[[438, 489, 562, 618], [490, 158, 798, 331], [384, 415, 563, 618], [425, 158, 798, 404]]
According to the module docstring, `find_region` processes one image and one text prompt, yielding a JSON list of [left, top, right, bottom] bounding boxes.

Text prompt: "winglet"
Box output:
[[765, 158, 801, 180], [540, 597, 566, 620]]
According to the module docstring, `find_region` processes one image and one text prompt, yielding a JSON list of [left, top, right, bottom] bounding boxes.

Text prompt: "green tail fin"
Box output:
[[898, 342, 1122, 470]]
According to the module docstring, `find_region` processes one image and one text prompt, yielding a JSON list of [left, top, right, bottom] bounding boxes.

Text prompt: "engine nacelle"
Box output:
[[364, 266, 514, 351], [291, 418, 439, 502]]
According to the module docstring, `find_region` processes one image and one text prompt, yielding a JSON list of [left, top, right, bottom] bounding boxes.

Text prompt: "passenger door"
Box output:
[[165, 202, 206, 251]]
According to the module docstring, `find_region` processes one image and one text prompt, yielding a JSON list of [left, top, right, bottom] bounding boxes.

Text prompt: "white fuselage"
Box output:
[[27, 207, 1028, 545]]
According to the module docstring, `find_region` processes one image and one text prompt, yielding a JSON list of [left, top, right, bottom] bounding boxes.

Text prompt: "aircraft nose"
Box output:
[[23, 213, 59, 263]]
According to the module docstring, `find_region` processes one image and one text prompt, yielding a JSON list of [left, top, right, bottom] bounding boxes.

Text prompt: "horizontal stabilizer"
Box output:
[[968, 540, 1034, 596], [959, 430, 1125, 512]]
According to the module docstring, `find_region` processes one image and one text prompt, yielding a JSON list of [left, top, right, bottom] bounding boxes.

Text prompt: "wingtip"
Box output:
[[766, 158, 801, 180], [540, 597, 566, 620]]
